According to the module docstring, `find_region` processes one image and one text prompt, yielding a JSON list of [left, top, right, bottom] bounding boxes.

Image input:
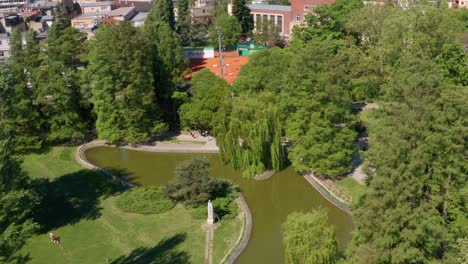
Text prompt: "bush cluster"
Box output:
[[116, 187, 174, 214]]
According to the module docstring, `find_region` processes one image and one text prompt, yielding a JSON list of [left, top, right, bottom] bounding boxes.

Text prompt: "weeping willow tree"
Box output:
[[215, 92, 284, 177]]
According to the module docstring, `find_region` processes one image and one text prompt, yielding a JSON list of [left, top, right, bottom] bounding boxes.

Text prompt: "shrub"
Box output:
[[116, 187, 174, 214], [164, 158, 235, 207]]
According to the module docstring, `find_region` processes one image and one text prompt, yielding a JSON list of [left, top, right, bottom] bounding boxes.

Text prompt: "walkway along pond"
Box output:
[[84, 146, 354, 264]]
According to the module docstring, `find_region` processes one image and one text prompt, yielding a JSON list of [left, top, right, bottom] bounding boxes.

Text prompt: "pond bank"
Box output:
[[76, 141, 252, 264]]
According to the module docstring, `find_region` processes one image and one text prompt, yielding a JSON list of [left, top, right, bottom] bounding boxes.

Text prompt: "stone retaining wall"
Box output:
[[220, 194, 252, 264]]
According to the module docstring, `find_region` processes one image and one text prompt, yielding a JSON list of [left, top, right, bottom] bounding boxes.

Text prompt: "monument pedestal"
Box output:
[[207, 200, 214, 225]]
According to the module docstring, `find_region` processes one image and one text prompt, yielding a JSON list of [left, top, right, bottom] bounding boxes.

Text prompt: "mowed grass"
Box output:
[[21, 147, 241, 264], [335, 177, 367, 203]]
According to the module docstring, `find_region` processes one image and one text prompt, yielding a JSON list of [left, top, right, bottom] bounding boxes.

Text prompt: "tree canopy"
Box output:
[[179, 69, 231, 131], [283, 210, 338, 264], [87, 22, 164, 143], [163, 158, 233, 207], [231, 0, 253, 34]]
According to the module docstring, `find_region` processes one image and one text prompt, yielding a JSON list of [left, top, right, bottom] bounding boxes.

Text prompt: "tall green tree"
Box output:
[[145, 4, 187, 123], [231, 0, 253, 34], [146, 0, 176, 30], [163, 158, 232, 207], [88, 22, 165, 143], [215, 92, 284, 177], [37, 25, 86, 143], [280, 41, 356, 178], [283, 210, 338, 264], [5, 30, 43, 152], [176, 0, 190, 45], [292, 0, 363, 44], [0, 137, 40, 263], [349, 56, 467, 263], [180, 69, 230, 130], [209, 13, 242, 47]]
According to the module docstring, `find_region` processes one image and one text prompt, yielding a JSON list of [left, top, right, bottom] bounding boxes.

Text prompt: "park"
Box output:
[[0, 0, 466, 263]]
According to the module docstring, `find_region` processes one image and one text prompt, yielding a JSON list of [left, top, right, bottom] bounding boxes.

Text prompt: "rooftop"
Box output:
[[82, 1, 113, 7], [248, 4, 291, 12], [131, 11, 147, 21], [106, 6, 135, 16]]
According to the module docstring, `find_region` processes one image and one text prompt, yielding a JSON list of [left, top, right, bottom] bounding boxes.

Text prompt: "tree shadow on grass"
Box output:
[[110, 233, 190, 264], [33, 169, 123, 232]]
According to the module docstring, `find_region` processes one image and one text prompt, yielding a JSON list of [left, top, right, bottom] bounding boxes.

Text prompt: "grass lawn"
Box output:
[[335, 177, 367, 203], [21, 147, 241, 264]]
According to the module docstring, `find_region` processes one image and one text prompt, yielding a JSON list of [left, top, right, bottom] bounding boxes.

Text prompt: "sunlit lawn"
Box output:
[[21, 147, 240, 264]]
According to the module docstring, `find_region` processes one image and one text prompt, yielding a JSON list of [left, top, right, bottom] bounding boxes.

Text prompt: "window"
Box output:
[[304, 5, 310, 11], [256, 14, 261, 22], [101, 6, 107, 10], [296, 14, 301, 22], [277, 15, 282, 33], [263, 14, 268, 21], [0, 40, 2, 45], [202, 9, 205, 13]]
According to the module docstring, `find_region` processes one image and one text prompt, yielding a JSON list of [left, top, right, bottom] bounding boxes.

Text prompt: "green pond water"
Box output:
[[85, 146, 354, 264]]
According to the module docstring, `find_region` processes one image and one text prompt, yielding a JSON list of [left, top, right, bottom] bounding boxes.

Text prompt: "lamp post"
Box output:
[[216, 26, 225, 78]]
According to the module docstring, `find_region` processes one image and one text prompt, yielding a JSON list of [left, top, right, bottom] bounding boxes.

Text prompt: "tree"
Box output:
[[233, 47, 291, 95], [280, 41, 355, 178], [209, 14, 242, 48], [0, 137, 40, 263], [283, 210, 338, 264], [88, 22, 164, 143], [37, 26, 86, 143], [292, 0, 363, 44], [179, 69, 230, 130], [145, 0, 175, 31], [215, 92, 285, 177], [349, 56, 467, 263], [177, 0, 191, 45], [4, 30, 43, 152], [231, 0, 253, 34], [163, 158, 232, 207], [144, 6, 188, 123]]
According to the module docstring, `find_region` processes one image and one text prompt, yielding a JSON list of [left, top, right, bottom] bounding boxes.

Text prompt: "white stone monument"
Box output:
[[207, 200, 214, 225]]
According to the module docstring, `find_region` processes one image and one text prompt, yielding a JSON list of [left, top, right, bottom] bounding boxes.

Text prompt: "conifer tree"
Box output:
[[5, 30, 43, 152], [177, 0, 190, 45], [37, 23, 86, 142], [349, 55, 467, 263], [231, 0, 253, 34], [146, 0, 175, 30], [88, 22, 165, 143]]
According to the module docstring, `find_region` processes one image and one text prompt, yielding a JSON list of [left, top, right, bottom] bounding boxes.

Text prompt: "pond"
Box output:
[[85, 146, 354, 264]]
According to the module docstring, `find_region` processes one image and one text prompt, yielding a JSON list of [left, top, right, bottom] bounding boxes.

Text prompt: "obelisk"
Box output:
[[207, 200, 214, 225]]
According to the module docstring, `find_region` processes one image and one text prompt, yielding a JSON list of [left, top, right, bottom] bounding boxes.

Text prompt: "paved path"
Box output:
[[122, 134, 219, 153], [204, 224, 214, 264]]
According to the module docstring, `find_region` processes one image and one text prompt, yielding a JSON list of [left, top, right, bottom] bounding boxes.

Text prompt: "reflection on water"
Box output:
[[85, 147, 354, 264]]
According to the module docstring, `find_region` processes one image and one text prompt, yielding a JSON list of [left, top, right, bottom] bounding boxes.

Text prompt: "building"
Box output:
[[131, 11, 147, 27], [173, 0, 214, 23], [0, 33, 10, 58], [71, 6, 136, 37], [248, 0, 335, 38], [106, 6, 136, 20], [0, 0, 29, 9], [81, 1, 114, 14], [249, 4, 291, 36]]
